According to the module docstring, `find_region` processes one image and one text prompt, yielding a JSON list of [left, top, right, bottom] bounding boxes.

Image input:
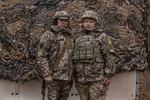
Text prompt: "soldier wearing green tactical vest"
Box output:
[[73, 10, 119, 100], [37, 11, 74, 100]]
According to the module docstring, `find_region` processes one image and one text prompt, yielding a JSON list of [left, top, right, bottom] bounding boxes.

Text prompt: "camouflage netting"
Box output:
[[0, 0, 75, 81], [0, 0, 148, 82], [143, 0, 150, 66], [95, 0, 148, 72], [138, 0, 150, 100]]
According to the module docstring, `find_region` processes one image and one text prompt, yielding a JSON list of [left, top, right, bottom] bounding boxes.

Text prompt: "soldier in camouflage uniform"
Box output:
[[37, 11, 74, 100], [73, 10, 118, 100]]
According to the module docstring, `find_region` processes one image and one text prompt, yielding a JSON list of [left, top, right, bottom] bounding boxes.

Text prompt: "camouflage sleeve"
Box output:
[[100, 33, 120, 77], [37, 31, 54, 77]]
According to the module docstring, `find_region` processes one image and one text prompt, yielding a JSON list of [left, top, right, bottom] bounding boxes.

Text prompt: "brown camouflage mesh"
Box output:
[[0, 0, 148, 82]]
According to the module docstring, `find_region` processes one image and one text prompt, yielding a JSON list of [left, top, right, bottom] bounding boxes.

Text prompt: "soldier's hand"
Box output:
[[44, 75, 53, 83]]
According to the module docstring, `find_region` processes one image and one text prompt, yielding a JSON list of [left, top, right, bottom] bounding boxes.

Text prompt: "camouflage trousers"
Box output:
[[47, 80, 73, 100], [75, 81, 107, 100]]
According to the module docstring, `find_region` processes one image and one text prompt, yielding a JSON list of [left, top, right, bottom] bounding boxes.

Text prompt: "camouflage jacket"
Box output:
[[73, 28, 119, 82], [37, 25, 74, 81]]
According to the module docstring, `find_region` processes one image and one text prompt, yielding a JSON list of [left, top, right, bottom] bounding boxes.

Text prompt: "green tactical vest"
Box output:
[[73, 34, 102, 63]]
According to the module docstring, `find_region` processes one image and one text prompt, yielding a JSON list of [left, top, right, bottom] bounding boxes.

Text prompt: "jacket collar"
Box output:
[[50, 25, 71, 35], [80, 27, 103, 37]]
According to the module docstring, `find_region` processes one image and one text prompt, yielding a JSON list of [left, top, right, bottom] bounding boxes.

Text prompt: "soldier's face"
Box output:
[[83, 19, 96, 31], [57, 19, 69, 29]]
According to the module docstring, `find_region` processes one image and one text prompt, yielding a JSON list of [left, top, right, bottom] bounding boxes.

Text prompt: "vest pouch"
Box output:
[[73, 35, 95, 63], [73, 50, 80, 61], [94, 45, 104, 63]]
